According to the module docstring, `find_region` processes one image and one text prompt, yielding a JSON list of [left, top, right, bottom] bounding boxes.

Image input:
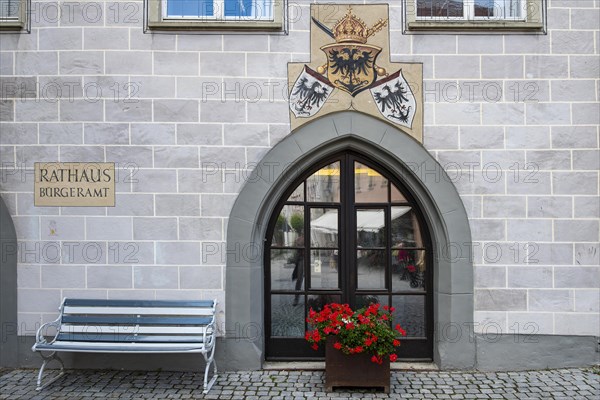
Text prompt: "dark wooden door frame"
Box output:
[[264, 151, 434, 360]]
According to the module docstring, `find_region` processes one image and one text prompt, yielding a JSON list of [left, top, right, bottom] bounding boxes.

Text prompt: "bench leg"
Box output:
[[36, 351, 65, 391], [201, 345, 218, 394]]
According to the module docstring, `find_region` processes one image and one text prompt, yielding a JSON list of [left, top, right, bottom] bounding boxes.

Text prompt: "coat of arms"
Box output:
[[288, 5, 422, 138]]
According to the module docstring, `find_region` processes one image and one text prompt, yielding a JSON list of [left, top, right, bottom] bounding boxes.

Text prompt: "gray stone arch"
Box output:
[[225, 111, 475, 370]]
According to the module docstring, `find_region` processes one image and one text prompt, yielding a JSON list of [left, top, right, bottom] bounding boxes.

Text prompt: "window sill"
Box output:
[[147, 19, 284, 31], [0, 20, 26, 31], [406, 20, 545, 33]]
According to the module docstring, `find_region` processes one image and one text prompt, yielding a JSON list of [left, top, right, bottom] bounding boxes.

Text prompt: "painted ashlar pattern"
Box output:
[[0, 0, 598, 337]]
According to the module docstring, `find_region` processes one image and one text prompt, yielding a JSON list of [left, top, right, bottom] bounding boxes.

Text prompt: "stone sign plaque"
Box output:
[[34, 162, 115, 207]]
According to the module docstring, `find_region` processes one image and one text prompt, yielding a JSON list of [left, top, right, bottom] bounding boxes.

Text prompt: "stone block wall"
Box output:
[[0, 0, 598, 338]]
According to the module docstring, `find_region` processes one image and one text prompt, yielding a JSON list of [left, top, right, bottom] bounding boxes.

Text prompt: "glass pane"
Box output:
[[224, 0, 253, 17], [271, 205, 304, 247], [307, 294, 341, 313], [474, 0, 494, 16], [167, 0, 214, 17], [391, 207, 423, 248], [0, 0, 19, 18], [356, 208, 385, 247], [287, 183, 304, 202], [354, 162, 388, 203], [270, 249, 303, 291], [355, 294, 388, 310], [310, 208, 338, 248], [357, 249, 386, 289], [310, 250, 339, 289], [392, 250, 426, 291], [391, 184, 407, 202], [475, 0, 521, 18], [271, 295, 305, 337], [307, 162, 340, 203], [417, 0, 464, 18], [392, 296, 426, 337]]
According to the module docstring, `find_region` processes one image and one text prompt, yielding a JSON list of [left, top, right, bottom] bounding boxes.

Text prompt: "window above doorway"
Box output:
[[146, 0, 285, 31], [404, 0, 546, 33], [0, 0, 29, 31]]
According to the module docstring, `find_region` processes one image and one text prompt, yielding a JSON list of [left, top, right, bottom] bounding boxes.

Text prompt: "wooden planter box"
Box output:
[[325, 336, 390, 393]]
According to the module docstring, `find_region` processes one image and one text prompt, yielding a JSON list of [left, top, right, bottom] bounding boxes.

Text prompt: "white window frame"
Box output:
[[404, 0, 546, 32], [0, 0, 29, 32], [163, 0, 273, 21], [146, 0, 285, 31]]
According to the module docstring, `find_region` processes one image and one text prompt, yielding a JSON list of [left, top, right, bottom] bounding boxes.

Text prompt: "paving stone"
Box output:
[[0, 368, 597, 399]]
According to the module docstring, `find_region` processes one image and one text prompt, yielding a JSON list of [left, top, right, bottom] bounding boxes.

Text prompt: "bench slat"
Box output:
[[63, 306, 214, 316], [61, 315, 212, 325], [56, 333, 205, 343], [60, 325, 208, 335], [63, 299, 214, 308], [35, 342, 206, 353]]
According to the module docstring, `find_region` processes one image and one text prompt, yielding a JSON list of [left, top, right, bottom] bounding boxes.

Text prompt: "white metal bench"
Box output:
[[32, 298, 218, 393]]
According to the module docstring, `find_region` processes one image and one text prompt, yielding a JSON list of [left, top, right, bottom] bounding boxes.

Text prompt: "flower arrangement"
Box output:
[[305, 302, 406, 364]]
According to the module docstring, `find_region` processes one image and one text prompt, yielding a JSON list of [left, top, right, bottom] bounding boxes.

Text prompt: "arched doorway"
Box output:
[[225, 112, 475, 370], [264, 151, 433, 360]]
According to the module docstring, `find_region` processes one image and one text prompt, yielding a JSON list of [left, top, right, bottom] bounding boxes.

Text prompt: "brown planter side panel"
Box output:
[[325, 336, 390, 393]]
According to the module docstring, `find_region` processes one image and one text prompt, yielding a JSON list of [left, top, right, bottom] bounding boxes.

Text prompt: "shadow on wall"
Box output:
[[0, 196, 18, 367]]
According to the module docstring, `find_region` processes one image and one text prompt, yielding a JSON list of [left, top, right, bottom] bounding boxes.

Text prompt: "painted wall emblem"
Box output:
[[290, 66, 333, 118], [288, 4, 423, 142], [370, 69, 416, 127]]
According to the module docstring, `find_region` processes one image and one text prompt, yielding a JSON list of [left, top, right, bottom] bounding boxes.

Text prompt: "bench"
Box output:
[[32, 298, 218, 393]]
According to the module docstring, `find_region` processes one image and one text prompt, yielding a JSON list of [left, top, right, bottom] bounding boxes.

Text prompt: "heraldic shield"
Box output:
[[321, 43, 382, 97]]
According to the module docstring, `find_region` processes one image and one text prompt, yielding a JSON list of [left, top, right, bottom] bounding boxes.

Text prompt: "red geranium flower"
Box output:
[[389, 354, 398, 362], [305, 303, 402, 362]]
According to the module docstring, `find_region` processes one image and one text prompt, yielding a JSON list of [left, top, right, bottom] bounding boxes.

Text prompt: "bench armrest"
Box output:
[[202, 299, 218, 349], [34, 298, 66, 347], [34, 318, 61, 346]]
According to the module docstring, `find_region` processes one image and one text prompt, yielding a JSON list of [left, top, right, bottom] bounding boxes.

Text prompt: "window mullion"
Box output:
[[466, 0, 473, 20], [215, 0, 224, 20]]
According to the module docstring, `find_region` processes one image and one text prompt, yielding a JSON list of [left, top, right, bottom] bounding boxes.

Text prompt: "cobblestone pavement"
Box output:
[[0, 368, 598, 399]]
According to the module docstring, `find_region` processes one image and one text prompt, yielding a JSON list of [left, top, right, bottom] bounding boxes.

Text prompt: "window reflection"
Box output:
[[356, 209, 385, 247], [391, 207, 423, 248], [287, 183, 304, 202], [392, 296, 426, 337], [307, 162, 340, 203], [310, 208, 338, 248], [356, 249, 386, 289], [271, 205, 304, 247], [392, 250, 426, 291], [355, 162, 388, 203], [310, 249, 339, 289], [270, 249, 303, 291]]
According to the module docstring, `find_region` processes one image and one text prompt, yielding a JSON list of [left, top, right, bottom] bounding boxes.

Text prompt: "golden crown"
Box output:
[[332, 7, 388, 44]]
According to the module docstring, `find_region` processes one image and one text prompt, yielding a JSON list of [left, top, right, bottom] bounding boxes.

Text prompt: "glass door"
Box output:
[[265, 152, 433, 360]]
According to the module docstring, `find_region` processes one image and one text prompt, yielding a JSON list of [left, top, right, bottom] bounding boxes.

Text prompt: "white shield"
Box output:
[[289, 65, 334, 118], [370, 69, 416, 129]]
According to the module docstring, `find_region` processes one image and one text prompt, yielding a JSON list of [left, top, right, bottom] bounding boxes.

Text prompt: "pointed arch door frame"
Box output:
[[225, 112, 475, 370]]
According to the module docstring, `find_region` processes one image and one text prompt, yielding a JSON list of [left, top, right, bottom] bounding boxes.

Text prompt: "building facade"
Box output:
[[0, 0, 598, 371]]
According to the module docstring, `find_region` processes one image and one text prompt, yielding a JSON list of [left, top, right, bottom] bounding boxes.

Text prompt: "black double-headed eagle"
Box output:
[[373, 81, 411, 122], [328, 48, 374, 82], [292, 77, 330, 115]]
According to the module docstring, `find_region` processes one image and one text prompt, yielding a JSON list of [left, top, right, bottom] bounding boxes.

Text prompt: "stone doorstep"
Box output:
[[263, 361, 439, 371]]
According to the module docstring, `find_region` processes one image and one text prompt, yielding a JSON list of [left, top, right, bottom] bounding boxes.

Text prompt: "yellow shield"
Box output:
[[321, 43, 382, 97]]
